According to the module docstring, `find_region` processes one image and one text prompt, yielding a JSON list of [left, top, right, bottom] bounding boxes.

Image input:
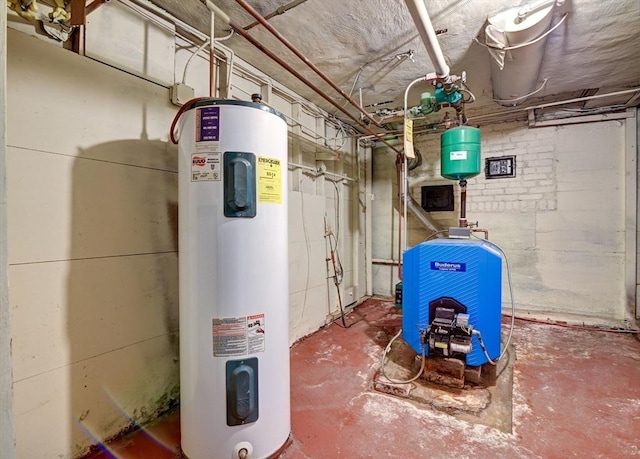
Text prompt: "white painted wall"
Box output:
[[7, 29, 180, 459], [373, 119, 636, 323], [1, 2, 17, 458], [6, 11, 365, 458]]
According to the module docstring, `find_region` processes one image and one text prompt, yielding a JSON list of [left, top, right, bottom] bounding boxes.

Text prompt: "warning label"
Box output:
[[196, 106, 220, 142], [257, 156, 282, 204], [212, 314, 266, 357], [191, 152, 221, 182], [212, 317, 247, 356], [247, 313, 266, 353]]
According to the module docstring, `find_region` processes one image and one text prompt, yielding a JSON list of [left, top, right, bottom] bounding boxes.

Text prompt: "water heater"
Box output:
[[177, 99, 290, 459]]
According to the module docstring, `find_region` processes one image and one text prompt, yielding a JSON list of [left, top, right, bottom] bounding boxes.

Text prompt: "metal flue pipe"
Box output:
[[403, 0, 450, 79], [203, 2, 403, 155], [233, 0, 384, 128]]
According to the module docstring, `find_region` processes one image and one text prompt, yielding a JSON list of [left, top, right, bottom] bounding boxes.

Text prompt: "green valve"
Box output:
[[440, 126, 481, 181]]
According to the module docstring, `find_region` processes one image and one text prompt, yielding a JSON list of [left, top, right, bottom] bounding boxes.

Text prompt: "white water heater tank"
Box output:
[[177, 99, 290, 459]]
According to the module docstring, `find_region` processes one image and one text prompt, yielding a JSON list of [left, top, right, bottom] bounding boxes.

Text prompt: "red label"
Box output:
[[192, 156, 206, 167]]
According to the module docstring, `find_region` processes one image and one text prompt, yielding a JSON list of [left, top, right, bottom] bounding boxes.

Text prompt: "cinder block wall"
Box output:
[[373, 119, 634, 323]]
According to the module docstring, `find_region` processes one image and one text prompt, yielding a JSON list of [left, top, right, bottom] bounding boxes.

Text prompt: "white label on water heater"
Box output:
[[212, 314, 266, 357], [191, 152, 221, 182], [450, 150, 467, 161], [247, 314, 266, 353]]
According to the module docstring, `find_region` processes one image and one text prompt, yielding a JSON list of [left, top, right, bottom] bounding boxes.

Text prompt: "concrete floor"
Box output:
[[86, 297, 640, 459]]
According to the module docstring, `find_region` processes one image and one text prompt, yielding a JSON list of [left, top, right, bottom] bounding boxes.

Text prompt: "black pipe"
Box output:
[[459, 179, 467, 227]]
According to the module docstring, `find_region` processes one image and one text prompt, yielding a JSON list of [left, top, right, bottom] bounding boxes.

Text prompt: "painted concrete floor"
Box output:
[[86, 297, 640, 459]]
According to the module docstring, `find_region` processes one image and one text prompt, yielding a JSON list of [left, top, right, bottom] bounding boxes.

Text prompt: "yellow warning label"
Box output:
[[257, 156, 282, 204], [404, 118, 415, 159]]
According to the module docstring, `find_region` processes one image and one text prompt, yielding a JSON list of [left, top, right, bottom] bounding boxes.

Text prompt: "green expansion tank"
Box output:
[[440, 126, 481, 180]]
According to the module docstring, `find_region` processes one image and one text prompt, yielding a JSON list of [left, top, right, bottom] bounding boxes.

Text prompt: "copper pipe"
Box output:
[[243, 0, 309, 31], [86, 0, 107, 15], [396, 157, 403, 280], [233, 0, 384, 128], [472, 228, 489, 240], [459, 179, 467, 227], [229, 21, 403, 155]]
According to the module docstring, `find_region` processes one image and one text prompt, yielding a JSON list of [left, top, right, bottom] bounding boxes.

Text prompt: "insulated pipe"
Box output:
[[403, 0, 450, 79], [226, 15, 404, 156], [233, 0, 383, 128]]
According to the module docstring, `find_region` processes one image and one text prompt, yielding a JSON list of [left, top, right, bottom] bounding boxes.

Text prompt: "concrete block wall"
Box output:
[[373, 119, 635, 323]]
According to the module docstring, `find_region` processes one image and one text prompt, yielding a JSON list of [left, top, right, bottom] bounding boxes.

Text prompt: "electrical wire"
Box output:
[[425, 229, 448, 241], [331, 180, 341, 241], [471, 234, 516, 365], [182, 39, 211, 84], [293, 192, 312, 328], [324, 216, 348, 327], [493, 79, 548, 105], [170, 97, 211, 144], [379, 329, 426, 384]]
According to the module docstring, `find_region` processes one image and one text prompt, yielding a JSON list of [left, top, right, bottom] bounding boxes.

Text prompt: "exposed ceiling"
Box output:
[[150, 0, 640, 129]]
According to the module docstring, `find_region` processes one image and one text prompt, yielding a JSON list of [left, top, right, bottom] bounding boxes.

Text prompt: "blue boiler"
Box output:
[[402, 238, 502, 366]]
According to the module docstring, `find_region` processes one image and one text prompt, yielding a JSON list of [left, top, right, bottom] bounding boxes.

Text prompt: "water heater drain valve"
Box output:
[[425, 299, 474, 358]]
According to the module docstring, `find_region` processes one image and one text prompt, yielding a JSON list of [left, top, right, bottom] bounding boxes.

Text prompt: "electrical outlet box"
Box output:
[[171, 83, 195, 106]]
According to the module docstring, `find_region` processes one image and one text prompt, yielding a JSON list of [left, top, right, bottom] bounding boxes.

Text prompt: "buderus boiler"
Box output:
[[176, 99, 290, 459], [402, 238, 502, 366]]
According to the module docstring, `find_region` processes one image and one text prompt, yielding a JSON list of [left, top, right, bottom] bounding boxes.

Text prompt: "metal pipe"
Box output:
[[228, 17, 403, 155], [287, 162, 355, 182], [403, 153, 408, 252], [459, 180, 467, 227], [86, 0, 108, 15], [364, 145, 373, 296], [372, 258, 400, 266], [403, 0, 450, 79], [209, 9, 215, 97], [233, 0, 383, 127], [351, 137, 360, 291], [396, 157, 403, 280], [122, 0, 235, 94], [472, 228, 489, 240], [243, 0, 309, 31], [406, 194, 442, 236], [205, 0, 230, 24]]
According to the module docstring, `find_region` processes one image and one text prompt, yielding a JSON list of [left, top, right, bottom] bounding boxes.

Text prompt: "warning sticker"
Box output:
[[404, 118, 415, 159], [247, 314, 266, 353], [212, 316, 248, 356], [212, 314, 266, 357], [196, 106, 220, 142], [257, 156, 282, 204], [191, 152, 221, 182]]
